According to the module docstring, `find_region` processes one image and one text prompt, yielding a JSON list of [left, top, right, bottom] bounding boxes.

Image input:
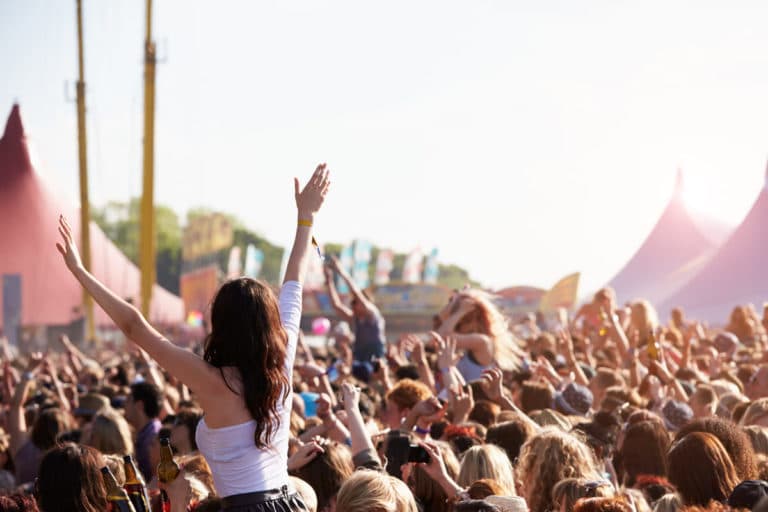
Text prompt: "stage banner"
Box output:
[[2, 274, 21, 346], [182, 213, 233, 262], [180, 265, 220, 316], [352, 240, 372, 289], [374, 249, 394, 286], [244, 244, 264, 279], [538, 272, 581, 313], [423, 248, 439, 284], [402, 247, 424, 284]]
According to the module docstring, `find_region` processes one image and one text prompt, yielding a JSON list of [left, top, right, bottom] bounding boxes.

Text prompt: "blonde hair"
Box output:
[[517, 429, 601, 512], [744, 425, 768, 455], [335, 470, 418, 512], [741, 398, 768, 427], [457, 444, 517, 496], [454, 289, 521, 371], [552, 478, 615, 512], [84, 409, 134, 456], [630, 300, 659, 342]]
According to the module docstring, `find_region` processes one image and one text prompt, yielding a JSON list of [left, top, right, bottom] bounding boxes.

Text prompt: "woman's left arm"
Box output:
[[283, 164, 331, 286]]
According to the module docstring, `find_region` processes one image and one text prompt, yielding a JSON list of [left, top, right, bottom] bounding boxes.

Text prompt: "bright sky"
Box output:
[[2, 1, 767, 295]]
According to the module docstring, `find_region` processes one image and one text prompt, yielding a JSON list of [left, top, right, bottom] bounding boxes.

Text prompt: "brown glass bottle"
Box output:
[[123, 454, 151, 512], [158, 437, 180, 512], [647, 331, 660, 361], [101, 466, 137, 512]]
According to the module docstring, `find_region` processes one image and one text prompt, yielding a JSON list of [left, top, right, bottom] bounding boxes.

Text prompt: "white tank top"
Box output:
[[195, 281, 302, 497]]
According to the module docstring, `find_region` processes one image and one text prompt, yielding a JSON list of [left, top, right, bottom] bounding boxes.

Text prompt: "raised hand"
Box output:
[[295, 164, 331, 219], [341, 381, 360, 412], [449, 384, 474, 424], [481, 368, 505, 403], [287, 440, 325, 472], [55, 216, 83, 272]]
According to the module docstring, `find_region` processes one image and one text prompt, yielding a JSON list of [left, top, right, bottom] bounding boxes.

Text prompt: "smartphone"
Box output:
[[371, 359, 381, 373], [326, 365, 339, 383], [407, 444, 431, 464]]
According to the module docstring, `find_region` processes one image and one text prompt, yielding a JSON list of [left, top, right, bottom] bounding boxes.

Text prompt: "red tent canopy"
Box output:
[[607, 170, 729, 305], [660, 166, 768, 323], [0, 104, 183, 327]]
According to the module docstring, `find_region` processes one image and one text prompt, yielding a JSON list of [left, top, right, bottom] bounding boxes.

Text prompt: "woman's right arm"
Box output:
[[55, 216, 222, 399]]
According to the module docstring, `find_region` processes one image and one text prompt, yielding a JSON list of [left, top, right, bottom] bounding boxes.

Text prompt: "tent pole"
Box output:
[[75, 0, 96, 344], [140, 0, 156, 319]]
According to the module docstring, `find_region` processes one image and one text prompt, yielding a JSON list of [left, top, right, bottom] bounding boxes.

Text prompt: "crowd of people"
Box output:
[[1, 165, 768, 511]]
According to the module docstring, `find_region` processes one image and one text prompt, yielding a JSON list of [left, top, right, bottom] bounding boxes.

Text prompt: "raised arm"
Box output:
[[323, 264, 354, 323], [55, 216, 221, 399], [329, 255, 378, 317], [283, 164, 331, 285]]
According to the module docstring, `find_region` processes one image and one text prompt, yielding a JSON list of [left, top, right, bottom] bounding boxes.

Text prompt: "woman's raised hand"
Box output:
[[55, 215, 83, 272], [295, 163, 331, 218]]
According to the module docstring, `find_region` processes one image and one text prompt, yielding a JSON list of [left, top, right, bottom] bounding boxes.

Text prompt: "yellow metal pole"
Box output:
[[140, 0, 156, 318], [75, 0, 96, 343]]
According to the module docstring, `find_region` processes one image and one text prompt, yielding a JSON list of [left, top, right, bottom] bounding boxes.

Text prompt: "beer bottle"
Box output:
[[101, 466, 137, 512], [647, 330, 660, 361], [598, 309, 608, 337], [157, 437, 180, 512], [123, 455, 151, 512]]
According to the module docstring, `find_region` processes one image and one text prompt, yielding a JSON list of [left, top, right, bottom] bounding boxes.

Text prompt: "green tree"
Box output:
[[92, 198, 182, 294]]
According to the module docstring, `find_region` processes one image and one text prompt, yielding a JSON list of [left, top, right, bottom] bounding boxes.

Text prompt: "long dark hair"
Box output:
[[36, 443, 107, 512], [203, 278, 289, 448]]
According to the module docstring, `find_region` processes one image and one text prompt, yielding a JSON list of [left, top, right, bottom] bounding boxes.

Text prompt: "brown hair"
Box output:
[[486, 417, 536, 464], [615, 421, 670, 486], [31, 408, 72, 450], [293, 442, 353, 510], [467, 478, 505, 500], [469, 400, 501, 428], [36, 443, 107, 512], [674, 417, 758, 480], [385, 379, 432, 411], [668, 432, 739, 506], [204, 278, 290, 449], [521, 381, 554, 413]]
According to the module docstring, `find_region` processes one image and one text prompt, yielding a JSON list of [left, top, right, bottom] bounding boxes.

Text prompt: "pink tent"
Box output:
[[0, 104, 183, 329], [607, 170, 729, 305], [660, 167, 768, 323]]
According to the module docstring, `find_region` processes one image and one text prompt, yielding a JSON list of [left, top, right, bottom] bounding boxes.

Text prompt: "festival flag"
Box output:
[[336, 244, 354, 294], [402, 247, 424, 284], [226, 246, 242, 279], [423, 248, 439, 284], [352, 240, 373, 289], [374, 249, 394, 285], [243, 244, 264, 279], [304, 244, 327, 291], [538, 272, 581, 313]]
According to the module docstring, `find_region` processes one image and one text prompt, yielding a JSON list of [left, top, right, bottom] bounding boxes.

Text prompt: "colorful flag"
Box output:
[[336, 244, 354, 294], [374, 249, 394, 286], [402, 247, 424, 284], [304, 244, 327, 291], [423, 248, 439, 284], [244, 244, 264, 279], [538, 272, 581, 313], [226, 246, 242, 279], [352, 240, 372, 289]]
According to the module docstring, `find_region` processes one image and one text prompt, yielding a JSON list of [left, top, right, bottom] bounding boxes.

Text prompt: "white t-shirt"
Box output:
[[196, 281, 302, 496]]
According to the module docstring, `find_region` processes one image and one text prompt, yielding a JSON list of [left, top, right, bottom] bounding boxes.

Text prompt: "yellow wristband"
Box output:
[[298, 219, 313, 227]]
